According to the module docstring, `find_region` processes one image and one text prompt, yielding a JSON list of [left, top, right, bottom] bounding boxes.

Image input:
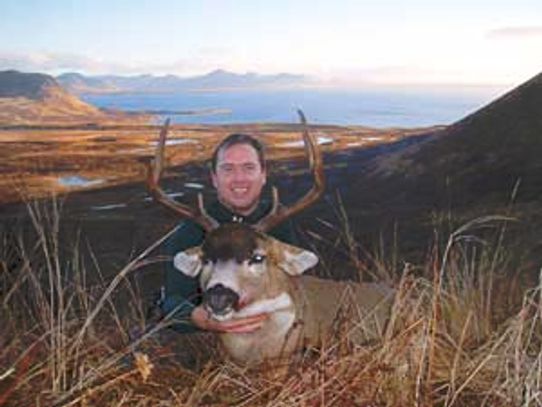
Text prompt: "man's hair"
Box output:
[[211, 133, 266, 173]]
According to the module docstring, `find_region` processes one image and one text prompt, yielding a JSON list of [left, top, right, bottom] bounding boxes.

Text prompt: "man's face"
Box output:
[[211, 143, 266, 216]]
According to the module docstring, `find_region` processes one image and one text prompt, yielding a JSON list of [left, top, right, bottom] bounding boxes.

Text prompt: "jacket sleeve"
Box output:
[[161, 220, 205, 333]]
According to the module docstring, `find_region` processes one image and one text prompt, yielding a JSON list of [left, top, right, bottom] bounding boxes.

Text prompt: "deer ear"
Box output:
[[174, 247, 202, 277], [279, 244, 319, 276]]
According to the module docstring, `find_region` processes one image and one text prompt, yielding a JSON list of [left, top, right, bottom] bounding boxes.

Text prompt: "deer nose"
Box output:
[[204, 284, 240, 316]]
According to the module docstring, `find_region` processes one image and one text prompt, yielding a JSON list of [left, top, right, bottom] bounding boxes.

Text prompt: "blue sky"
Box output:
[[1, 0, 542, 86]]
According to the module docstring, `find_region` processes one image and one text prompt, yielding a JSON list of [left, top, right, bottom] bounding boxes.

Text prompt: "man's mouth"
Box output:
[[232, 187, 248, 195]]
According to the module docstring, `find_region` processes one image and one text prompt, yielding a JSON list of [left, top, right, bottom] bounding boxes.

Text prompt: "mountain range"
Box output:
[[56, 69, 309, 94]]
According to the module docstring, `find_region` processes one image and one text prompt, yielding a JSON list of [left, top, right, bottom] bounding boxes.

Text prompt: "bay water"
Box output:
[[82, 86, 505, 128]]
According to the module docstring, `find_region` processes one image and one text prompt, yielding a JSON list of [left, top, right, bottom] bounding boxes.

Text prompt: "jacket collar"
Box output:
[[207, 198, 273, 225]]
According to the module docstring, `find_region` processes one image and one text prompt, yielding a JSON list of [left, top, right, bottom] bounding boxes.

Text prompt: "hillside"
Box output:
[[370, 72, 542, 204], [0, 70, 61, 99], [336, 71, 542, 263], [0, 70, 149, 126]]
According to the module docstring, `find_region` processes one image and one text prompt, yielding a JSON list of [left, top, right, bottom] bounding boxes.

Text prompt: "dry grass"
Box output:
[[0, 124, 423, 205], [1, 200, 541, 406]]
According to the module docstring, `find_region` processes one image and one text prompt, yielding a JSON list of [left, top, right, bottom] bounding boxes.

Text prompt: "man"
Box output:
[[159, 133, 298, 333]]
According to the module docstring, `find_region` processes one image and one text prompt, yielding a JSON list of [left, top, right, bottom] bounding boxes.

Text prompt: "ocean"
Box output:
[[82, 87, 505, 128]]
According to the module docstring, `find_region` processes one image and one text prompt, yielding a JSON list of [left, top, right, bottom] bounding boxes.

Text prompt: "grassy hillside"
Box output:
[[320, 72, 542, 268], [372, 72, 542, 201]]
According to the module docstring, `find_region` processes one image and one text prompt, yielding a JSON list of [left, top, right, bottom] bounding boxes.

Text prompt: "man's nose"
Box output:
[[231, 167, 248, 181]]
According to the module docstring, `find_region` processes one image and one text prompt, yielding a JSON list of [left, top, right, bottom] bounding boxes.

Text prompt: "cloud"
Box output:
[[0, 51, 192, 75], [0, 51, 134, 74], [487, 26, 542, 39], [318, 65, 473, 87]]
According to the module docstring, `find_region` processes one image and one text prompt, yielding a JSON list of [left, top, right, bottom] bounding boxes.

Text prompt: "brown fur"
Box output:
[[202, 224, 259, 263]]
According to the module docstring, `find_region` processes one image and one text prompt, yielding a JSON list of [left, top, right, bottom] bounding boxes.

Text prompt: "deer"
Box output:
[[146, 112, 393, 365]]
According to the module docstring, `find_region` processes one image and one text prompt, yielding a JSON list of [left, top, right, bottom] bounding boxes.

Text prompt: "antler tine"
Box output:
[[255, 109, 325, 232], [146, 119, 218, 232]]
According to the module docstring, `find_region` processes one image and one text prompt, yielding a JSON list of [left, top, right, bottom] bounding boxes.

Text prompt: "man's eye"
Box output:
[[243, 164, 256, 172], [249, 254, 266, 265], [220, 165, 234, 173]]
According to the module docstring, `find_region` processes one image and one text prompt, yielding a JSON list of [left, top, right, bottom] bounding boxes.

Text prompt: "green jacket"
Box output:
[[160, 198, 298, 333]]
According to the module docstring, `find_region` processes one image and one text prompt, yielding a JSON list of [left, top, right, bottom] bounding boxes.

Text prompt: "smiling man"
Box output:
[[211, 137, 267, 217], [159, 133, 298, 333]]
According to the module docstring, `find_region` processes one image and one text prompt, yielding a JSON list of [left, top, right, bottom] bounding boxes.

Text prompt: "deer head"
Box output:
[[173, 223, 318, 320]]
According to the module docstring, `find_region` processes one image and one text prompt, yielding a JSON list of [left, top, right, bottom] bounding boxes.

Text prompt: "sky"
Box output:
[[1, 0, 542, 87]]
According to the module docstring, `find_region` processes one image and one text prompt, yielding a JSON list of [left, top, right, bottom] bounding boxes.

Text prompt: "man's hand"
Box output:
[[191, 305, 268, 333]]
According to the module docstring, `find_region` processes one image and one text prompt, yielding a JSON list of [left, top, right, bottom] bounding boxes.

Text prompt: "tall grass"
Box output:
[[1, 200, 541, 406], [0, 198, 193, 405]]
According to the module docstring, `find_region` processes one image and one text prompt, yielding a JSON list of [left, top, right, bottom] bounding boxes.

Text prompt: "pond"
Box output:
[[57, 175, 106, 188]]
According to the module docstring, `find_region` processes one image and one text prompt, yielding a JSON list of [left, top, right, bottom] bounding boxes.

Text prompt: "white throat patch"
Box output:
[[235, 292, 293, 318]]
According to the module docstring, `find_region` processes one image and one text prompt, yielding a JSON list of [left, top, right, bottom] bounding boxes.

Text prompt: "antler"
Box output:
[[146, 119, 218, 232], [255, 109, 325, 232]]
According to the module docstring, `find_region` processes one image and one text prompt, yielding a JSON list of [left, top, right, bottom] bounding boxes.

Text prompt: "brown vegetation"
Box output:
[[0, 123, 425, 205], [0, 201, 540, 406]]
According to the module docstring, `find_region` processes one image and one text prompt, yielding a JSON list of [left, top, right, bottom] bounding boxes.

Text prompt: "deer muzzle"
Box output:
[[203, 284, 240, 320]]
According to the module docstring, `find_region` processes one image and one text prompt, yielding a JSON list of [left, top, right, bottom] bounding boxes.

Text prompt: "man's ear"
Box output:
[[174, 247, 203, 277], [261, 166, 267, 186], [210, 169, 218, 189], [277, 243, 319, 276]]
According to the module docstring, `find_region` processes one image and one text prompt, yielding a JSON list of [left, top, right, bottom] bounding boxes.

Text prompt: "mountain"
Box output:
[[56, 70, 309, 94], [337, 71, 542, 262], [0, 70, 148, 126], [0, 70, 60, 99], [52, 72, 122, 94]]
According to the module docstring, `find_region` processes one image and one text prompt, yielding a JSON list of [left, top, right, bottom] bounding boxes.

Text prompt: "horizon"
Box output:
[[1, 0, 541, 88], [0, 67, 519, 98]]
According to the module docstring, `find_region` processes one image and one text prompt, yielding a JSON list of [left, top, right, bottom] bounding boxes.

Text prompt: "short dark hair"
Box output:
[[211, 133, 266, 173]]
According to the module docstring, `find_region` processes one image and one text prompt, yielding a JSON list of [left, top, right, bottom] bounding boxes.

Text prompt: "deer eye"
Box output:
[[248, 254, 266, 265]]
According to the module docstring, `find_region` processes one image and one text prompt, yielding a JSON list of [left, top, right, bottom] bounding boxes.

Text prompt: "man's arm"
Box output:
[[191, 306, 268, 333]]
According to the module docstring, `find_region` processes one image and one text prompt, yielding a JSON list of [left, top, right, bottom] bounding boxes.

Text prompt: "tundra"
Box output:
[[147, 113, 393, 365]]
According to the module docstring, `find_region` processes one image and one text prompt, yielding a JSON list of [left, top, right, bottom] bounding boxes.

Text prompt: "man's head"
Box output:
[[211, 134, 267, 216]]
